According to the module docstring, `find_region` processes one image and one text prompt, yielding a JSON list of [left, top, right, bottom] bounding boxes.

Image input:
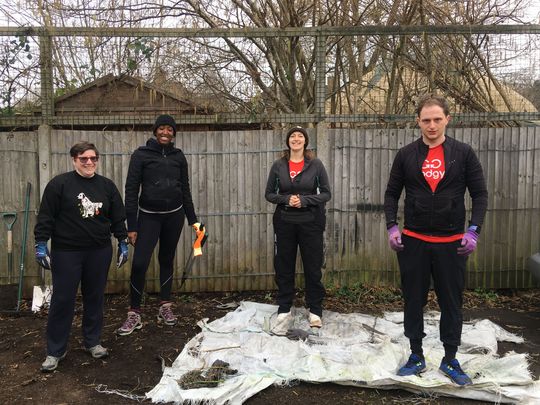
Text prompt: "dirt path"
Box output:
[[0, 289, 538, 404]]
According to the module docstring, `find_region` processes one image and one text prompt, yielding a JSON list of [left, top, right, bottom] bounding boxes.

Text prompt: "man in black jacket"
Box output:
[[384, 95, 488, 385], [117, 114, 201, 336]]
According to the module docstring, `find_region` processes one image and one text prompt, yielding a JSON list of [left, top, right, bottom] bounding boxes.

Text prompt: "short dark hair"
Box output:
[[69, 141, 99, 158], [416, 94, 450, 117]]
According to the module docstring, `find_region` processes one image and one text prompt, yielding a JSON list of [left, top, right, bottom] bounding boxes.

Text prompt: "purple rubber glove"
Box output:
[[457, 227, 479, 256], [387, 225, 404, 252]]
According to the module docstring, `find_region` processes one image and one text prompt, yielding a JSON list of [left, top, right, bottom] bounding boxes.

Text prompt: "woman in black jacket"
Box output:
[[117, 115, 200, 336], [265, 127, 331, 335]]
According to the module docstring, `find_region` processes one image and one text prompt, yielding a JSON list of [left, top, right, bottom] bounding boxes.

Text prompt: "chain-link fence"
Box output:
[[0, 24, 539, 129]]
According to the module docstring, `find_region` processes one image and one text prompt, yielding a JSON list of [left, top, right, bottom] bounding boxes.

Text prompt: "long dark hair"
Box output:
[[281, 149, 315, 160]]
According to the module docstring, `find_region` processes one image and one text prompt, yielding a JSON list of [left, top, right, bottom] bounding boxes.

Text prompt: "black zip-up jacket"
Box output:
[[265, 156, 331, 222], [125, 138, 197, 231], [384, 136, 488, 236], [34, 171, 127, 250]]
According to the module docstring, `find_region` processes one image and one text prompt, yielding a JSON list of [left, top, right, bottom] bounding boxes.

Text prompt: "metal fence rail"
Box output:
[[0, 24, 539, 127]]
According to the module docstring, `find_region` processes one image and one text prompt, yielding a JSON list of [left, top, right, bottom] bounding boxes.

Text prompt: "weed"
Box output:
[[328, 282, 401, 305], [473, 288, 499, 302], [178, 295, 194, 303]]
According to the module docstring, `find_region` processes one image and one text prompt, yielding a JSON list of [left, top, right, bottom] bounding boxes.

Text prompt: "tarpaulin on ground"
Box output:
[[147, 301, 540, 404]]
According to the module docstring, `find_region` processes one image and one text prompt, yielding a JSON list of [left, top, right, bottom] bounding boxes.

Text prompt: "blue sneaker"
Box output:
[[397, 353, 426, 376], [439, 358, 472, 386]]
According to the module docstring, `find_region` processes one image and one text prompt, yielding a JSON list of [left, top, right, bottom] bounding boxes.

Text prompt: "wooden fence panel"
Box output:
[[0, 131, 38, 288], [1, 127, 540, 296]]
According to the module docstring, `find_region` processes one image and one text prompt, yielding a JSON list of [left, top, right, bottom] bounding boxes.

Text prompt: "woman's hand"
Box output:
[[128, 231, 138, 246], [289, 194, 302, 208]]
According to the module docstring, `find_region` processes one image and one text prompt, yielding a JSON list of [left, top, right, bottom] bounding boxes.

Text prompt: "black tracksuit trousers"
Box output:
[[397, 234, 466, 349], [47, 245, 112, 357], [129, 210, 185, 309], [273, 218, 325, 316]]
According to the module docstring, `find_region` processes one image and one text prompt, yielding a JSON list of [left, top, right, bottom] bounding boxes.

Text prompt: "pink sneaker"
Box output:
[[116, 311, 142, 336], [157, 302, 178, 326]]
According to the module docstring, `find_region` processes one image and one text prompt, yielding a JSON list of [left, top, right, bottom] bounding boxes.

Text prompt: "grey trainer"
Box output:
[[41, 353, 66, 372], [86, 344, 109, 359]]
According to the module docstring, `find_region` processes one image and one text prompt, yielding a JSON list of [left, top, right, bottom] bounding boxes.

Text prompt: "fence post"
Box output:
[[314, 33, 334, 277], [39, 33, 54, 122], [37, 125, 51, 200]]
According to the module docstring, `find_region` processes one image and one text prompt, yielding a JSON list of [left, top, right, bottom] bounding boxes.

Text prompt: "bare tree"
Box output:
[[0, 0, 537, 119]]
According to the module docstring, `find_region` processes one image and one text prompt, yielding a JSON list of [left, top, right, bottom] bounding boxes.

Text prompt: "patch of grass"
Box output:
[[327, 282, 402, 304], [178, 294, 194, 303], [472, 288, 499, 303]]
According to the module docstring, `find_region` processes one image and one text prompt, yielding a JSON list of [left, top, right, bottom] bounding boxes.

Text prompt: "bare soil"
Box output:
[[0, 288, 539, 405]]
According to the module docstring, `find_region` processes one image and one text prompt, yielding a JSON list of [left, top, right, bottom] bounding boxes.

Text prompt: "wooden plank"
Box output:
[[4, 127, 540, 292]]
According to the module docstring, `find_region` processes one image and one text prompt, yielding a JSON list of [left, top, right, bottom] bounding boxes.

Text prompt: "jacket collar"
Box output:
[[415, 135, 457, 188], [142, 137, 176, 153]]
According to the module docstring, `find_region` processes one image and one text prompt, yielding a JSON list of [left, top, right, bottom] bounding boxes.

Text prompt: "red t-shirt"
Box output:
[[422, 144, 445, 192], [403, 144, 463, 243], [289, 160, 304, 179]]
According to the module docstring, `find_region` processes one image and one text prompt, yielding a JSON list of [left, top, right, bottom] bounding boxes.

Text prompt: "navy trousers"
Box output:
[[47, 244, 112, 356], [129, 210, 185, 309], [397, 234, 466, 347]]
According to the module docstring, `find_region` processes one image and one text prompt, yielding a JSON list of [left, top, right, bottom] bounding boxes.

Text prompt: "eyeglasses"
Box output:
[[77, 156, 99, 163]]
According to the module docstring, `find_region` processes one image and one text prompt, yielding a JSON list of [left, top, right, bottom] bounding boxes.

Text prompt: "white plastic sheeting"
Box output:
[[147, 301, 540, 404]]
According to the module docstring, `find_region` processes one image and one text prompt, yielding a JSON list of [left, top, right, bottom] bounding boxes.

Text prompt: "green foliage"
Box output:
[[126, 37, 154, 71], [8, 35, 32, 64], [473, 288, 499, 302], [327, 281, 402, 304], [0, 106, 14, 116], [178, 294, 194, 303], [0, 89, 15, 115]]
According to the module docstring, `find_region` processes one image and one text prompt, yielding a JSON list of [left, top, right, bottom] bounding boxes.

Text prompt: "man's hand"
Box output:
[[35, 241, 51, 270], [457, 227, 479, 256], [117, 239, 129, 268], [387, 225, 404, 252]]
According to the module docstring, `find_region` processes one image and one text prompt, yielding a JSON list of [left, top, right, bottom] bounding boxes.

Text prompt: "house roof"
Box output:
[[53, 74, 212, 115]]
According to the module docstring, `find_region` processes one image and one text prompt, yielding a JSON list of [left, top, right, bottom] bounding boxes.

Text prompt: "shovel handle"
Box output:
[[7, 229, 12, 253], [2, 213, 17, 230]]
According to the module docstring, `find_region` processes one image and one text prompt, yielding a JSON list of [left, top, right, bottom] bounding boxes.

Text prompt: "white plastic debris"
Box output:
[[146, 301, 540, 405]]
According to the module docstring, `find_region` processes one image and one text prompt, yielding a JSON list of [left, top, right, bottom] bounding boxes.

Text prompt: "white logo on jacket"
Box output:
[[77, 193, 103, 218]]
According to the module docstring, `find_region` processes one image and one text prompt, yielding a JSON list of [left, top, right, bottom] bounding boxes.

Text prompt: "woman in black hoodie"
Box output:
[[117, 115, 200, 335]]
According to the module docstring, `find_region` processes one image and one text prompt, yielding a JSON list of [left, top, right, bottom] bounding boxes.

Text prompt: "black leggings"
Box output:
[[129, 210, 185, 309]]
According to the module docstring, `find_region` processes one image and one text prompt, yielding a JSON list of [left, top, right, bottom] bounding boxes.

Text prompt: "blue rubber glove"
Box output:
[[457, 227, 479, 256], [35, 241, 51, 270], [117, 239, 129, 268]]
